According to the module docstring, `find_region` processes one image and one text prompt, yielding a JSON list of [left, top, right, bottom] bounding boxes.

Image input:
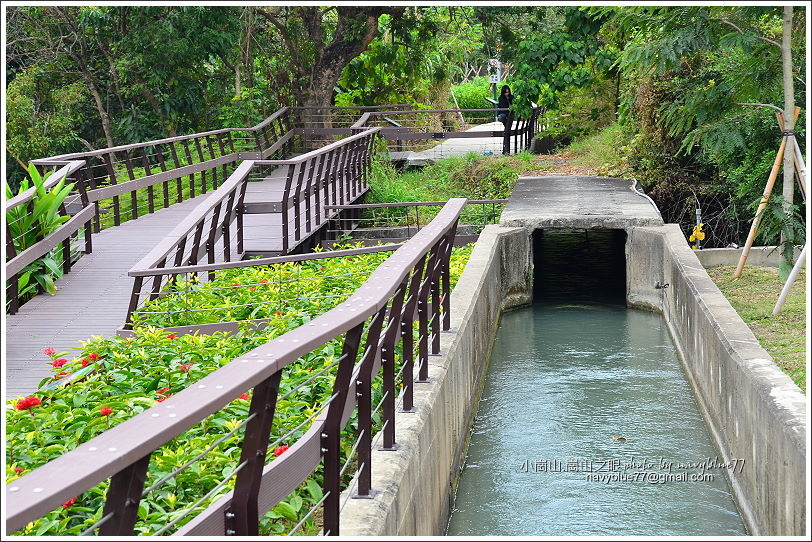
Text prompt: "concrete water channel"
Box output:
[[446, 229, 745, 535], [340, 176, 806, 537]]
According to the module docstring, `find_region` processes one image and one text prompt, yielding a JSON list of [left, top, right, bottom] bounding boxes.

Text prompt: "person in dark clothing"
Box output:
[[496, 85, 513, 127], [497, 85, 514, 154]]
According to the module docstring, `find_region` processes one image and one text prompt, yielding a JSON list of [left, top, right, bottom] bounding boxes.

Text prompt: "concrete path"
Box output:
[[500, 176, 664, 229], [402, 122, 506, 166]]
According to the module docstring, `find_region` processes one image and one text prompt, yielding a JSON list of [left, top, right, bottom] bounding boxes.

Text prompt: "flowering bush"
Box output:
[[6, 244, 473, 536]]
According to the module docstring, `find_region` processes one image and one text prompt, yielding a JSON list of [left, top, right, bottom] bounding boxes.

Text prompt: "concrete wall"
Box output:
[[694, 246, 800, 268], [340, 222, 806, 536], [627, 225, 807, 536], [339, 225, 532, 535]]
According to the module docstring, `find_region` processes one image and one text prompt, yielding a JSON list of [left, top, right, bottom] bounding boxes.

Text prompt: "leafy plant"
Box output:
[[6, 244, 474, 535], [755, 195, 805, 281], [5, 164, 75, 299]]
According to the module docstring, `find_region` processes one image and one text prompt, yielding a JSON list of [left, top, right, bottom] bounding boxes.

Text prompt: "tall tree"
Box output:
[[256, 6, 406, 112]]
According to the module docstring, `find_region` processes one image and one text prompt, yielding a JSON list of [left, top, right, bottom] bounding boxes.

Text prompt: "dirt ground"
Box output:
[[521, 152, 597, 177]]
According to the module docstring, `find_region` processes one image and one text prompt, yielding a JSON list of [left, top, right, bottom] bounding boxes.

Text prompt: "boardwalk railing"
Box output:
[[30, 108, 297, 234], [359, 107, 543, 155], [5, 198, 465, 537], [323, 199, 506, 246], [5, 160, 94, 314], [122, 128, 380, 328]]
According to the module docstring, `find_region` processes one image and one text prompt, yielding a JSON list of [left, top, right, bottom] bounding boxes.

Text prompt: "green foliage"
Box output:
[[755, 196, 806, 281], [6, 244, 474, 535], [5, 65, 88, 190], [510, 8, 610, 115], [5, 165, 75, 301], [367, 152, 535, 204]]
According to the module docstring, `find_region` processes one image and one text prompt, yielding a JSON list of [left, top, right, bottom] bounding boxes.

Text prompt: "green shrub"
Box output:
[[6, 244, 473, 536]]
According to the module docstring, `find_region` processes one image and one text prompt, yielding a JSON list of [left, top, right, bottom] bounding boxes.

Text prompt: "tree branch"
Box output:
[[734, 102, 784, 113], [718, 18, 781, 48]]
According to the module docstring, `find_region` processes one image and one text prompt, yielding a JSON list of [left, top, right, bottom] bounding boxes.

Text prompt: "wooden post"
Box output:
[[733, 107, 800, 278]]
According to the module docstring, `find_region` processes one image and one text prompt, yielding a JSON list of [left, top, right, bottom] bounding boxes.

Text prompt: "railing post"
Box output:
[[123, 276, 144, 330], [281, 165, 296, 254], [430, 242, 443, 355], [354, 309, 387, 497], [401, 257, 425, 411], [416, 252, 434, 382], [322, 324, 364, 536], [98, 453, 151, 536], [229, 370, 283, 535]]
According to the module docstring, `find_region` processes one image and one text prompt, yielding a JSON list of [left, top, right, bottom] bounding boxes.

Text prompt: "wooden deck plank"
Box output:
[[5, 163, 367, 400]]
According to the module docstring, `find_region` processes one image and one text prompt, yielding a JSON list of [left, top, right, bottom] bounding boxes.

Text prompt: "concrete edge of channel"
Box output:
[[338, 225, 530, 536], [631, 224, 806, 536]]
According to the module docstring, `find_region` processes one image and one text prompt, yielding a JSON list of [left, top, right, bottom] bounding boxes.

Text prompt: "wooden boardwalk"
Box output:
[[4, 195, 217, 400], [4, 169, 361, 399]]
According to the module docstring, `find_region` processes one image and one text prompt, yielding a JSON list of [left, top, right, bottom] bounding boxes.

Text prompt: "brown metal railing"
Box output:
[[30, 108, 297, 234], [5, 198, 465, 536], [359, 107, 542, 155], [122, 128, 380, 329], [324, 199, 506, 246]]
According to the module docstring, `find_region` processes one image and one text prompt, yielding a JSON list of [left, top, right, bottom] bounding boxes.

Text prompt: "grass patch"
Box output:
[[562, 122, 635, 176], [705, 265, 806, 391], [368, 151, 536, 203]]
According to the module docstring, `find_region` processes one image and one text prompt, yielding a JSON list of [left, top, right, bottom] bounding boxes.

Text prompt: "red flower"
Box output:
[[87, 352, 100, 361], [239, 393, 250, 400], [62, 497, 77, 509], [167, 334, 177, 339], [272, 445, 289, 457], [155, 387, 172, 402], [275, 311, 282, 317], [231, 283, 240, 289], [15, 397, 42, 410], [43, 348, 55, 356], [52, 358, 68, 368], [260, 279, 269, 284], [100, 406, 113, 416], [54, 371, 69, 380], [178, 363, 193, 373], [319, 267, 325, 271], [13, 467, 24, 474], [81, 359, 90, 368]]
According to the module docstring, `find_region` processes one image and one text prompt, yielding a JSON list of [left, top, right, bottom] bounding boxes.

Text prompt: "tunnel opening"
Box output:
[[532, 228, 627, 304]]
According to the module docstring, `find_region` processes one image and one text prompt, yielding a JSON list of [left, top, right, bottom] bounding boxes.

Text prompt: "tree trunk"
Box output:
[[780, 6, 795, 272], [86, 74, 116, 150]]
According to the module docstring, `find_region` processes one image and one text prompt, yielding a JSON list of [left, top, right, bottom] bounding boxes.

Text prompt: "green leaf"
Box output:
[[272, 501, 298, 522]]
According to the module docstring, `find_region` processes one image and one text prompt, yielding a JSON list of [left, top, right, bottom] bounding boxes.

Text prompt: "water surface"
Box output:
[[446, 304, 746, 536]]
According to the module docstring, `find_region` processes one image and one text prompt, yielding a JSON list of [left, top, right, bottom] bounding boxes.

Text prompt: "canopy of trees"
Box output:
[[5, 5, 806, 255]]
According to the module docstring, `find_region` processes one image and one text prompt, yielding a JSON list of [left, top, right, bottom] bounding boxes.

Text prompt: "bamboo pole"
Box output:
[[773, 244, 806, 315], [733, 107, 800, 278]]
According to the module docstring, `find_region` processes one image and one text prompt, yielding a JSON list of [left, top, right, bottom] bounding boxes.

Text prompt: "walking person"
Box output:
[[497, 85, 514, 154]]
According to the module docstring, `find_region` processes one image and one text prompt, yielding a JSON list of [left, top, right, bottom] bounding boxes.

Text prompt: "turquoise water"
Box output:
[[446, 304, 746, 536]]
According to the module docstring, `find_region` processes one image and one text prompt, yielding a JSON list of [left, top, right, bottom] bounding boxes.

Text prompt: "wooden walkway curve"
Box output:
[[5, 196, 212, 400]]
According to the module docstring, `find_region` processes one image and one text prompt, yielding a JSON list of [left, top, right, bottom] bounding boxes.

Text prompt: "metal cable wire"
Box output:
[[287, 490, 332, 536], [79, 512, 116, 536], [267, 392, 339, 452], [141, 412, 257, 498], [138, 270, 374, 295], [277, 355, 345, 403], [339, 429, 366, 479], [135, 292, 350, 314], [152, 461, 249, 536]]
